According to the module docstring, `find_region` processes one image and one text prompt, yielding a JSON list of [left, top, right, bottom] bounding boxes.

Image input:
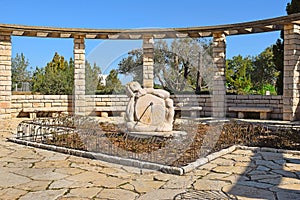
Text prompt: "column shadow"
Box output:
[[224, 148, 300, 199]]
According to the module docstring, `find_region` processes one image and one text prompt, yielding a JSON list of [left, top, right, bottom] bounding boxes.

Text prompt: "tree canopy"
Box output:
[[97, 69, 123, 94], [11, 53, 31, 90], [31, 52, 74, 95], [226, 55, 253, 95], [226, 47, 279, 95], [85, 61, 101, 94], [118, 38, 212, 93]]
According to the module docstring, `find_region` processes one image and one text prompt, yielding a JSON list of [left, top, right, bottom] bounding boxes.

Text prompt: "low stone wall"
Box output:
[[85, 95, 128, 116], [11, 94, 283, 120], [11, 95, 73, 118], [226, 95, 283, 120], [172, 95, 282, 120]]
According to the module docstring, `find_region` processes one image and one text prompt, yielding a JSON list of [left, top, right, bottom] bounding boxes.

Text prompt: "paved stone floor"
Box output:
[[0, 119, 299, 200]]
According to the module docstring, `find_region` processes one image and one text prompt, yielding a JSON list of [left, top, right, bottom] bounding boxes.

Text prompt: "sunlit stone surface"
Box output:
[[125, 82, 174, 133]]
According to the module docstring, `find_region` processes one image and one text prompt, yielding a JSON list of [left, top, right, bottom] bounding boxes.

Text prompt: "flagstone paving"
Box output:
[[0, 119, 299, 200]]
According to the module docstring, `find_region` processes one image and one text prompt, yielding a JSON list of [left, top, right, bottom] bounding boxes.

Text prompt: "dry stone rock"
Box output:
[[16, 180, 51, 191], [194, 179, 230, 191], [162, 176, 194, 189], [137, 189, 186, 200], [130, 180, 165, 193], [66, 187, 102, 198], [210, 158, 235, 166], [212, 165, 248, 175], [66, 171, 107, 183], [276, 191, 300, 199], [93, 176, 128, 188], [0, 171, 31, 188], [223, 184, 276, 200], [54, 167, 85, 175], [96, 189, 138, 199], [33, 160, 71, 168], [15, 168, 68, 181], [259, 152, 284, 161], [0, 188, 27, 200], [19, 189, 67, 200]]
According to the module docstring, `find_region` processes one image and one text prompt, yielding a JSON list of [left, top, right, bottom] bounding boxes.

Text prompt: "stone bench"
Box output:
[[94, 106, 126, 117], [228, 106, 273, 120], [175, 106, 203, 118], [22, 107, 66, 118]]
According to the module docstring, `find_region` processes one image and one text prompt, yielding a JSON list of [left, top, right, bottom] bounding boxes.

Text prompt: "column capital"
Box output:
[[73, 34, 86, 39], [212, 32, 226, 39]]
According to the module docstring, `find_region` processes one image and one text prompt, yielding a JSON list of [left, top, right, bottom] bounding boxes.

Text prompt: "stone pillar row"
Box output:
[[0, 26, 298, 122], [283, 23, 300, 121], [0, 32, 12, 119]]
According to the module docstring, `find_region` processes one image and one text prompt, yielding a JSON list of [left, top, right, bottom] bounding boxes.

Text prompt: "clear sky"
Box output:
[[0, 0, 291, 73]]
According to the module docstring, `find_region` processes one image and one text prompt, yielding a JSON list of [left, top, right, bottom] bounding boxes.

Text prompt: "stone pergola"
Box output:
[[1, 13, 300, 120]]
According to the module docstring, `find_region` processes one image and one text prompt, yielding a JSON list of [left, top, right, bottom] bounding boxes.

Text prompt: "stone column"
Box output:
[[0, 32, 12, 119], [142, 36, 154, 88], [212, 32, 226, 118], [283, 24, 300, 121], [73, 35, 86, 116]]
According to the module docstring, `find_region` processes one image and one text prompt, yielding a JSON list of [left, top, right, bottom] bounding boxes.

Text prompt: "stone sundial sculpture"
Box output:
[[125, 82, 174, 136]]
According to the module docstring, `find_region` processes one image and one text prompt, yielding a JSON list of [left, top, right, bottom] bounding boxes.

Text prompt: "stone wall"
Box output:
[[11, 94, 283, 120], [226, 95, 283, 120], [142, 37, 154, 88], [11, 95, 73, 118], [172, 95, 282, 120], [283, 24, 300, 121], [0, 32, 12, 119]]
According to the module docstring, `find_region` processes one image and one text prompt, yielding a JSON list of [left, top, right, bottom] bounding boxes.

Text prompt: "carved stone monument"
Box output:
[[125, 82, 174, 136]]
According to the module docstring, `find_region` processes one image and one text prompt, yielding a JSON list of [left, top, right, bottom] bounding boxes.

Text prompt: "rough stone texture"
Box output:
[[162, 175, 194, 189], [19, 189, 67, 200], [222, 185, 276, 200], [125, 81, 174, 132], [212, 32, 226, 118], [1, 119, 300, 199], [96, 189, 138, 199], [283, 23, 300, 121], [0, 188, 27, 200], [142, 37, 154, 88], [131, 180, 165, 193], [0, 32, 11, 119], [193, 179, 230, 191], [74, 35, 86, 116], [10, 94, 284, 119], [66, 187, 102, 198], [137, 189, 186, 200], [0, 171, 31, 188]]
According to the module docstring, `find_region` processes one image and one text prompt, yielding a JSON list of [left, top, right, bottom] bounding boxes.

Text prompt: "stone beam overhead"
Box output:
[[1, 14, 300, 39]]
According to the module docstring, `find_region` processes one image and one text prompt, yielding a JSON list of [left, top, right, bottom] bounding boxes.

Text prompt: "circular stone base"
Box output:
[[127, 131, 187, 138]]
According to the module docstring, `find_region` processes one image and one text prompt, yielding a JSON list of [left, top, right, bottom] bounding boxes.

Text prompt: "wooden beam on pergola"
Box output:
[[1, 13, 300, 39]]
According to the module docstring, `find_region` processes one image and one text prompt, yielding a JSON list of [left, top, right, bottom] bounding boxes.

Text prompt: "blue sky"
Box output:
[[1, 0, 291, 73]]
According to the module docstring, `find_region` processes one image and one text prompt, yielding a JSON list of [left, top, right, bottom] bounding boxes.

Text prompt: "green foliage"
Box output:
[[257, 84, 277, 95], [226, 55, 253, 94], [226, 47, 279, 95], [272, 39, 284, 95], [251, 47, 279, 91], [85, 61, 101, 94], [286, 0, 300, 14], [118, 38, 212, 93], [32, 52, 74, 95], [97, 69, 123, 94], [11, 53, 31, 90], [118, 49, 143, 84]]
